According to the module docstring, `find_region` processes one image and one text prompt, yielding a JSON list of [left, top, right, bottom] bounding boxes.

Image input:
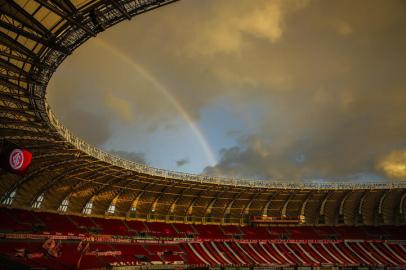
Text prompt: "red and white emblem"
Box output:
[[9, 149, 24, 170]]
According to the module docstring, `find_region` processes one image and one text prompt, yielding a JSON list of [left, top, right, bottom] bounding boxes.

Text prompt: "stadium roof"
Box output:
[[0, 0, 405, 226]]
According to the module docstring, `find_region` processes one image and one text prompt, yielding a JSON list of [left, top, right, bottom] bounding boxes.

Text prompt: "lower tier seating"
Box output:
[[0, 239, 405, 269], [0, 207, 405, 269]]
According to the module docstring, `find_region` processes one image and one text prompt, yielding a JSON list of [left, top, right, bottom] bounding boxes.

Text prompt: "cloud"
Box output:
[[188, 0, 308, 55], [203, 134, 389, 182], [334, 20, 353, 36], [203, 135, 299, 180], [377, 151, 406, 179], [107, 150, 146, 164], [104, 94, 133, 122], [63, 110, 113, 147], [48, 0, 406, 180], [176, 158, 189, 167], [46, 79, 113, 146]]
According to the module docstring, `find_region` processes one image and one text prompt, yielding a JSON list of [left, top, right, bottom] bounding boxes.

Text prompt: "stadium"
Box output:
[[0, 0, 405, 269]]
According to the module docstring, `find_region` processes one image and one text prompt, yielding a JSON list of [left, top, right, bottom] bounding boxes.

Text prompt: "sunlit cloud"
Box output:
[[188, 0, 308, 55], [330, 20, 353, 36], [104, 93, 133, 123], [377, 151, 406, 179]]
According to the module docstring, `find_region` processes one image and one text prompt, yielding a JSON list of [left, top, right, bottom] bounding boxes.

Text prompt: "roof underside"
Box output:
[[0, 0, 405, 226]]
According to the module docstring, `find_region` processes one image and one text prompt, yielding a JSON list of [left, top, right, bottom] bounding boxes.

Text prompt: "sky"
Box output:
[[47, 0, 406, 182]]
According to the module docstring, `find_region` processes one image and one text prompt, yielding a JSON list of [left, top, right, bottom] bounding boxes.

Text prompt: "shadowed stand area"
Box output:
[[0, 207, 406, 269]]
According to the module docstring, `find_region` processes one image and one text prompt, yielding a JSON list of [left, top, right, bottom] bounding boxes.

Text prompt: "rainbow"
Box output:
[[95, 38, 217, 167]]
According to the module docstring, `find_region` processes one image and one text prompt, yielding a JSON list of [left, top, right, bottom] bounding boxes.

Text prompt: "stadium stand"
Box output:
[[0, 207, 406, 269]]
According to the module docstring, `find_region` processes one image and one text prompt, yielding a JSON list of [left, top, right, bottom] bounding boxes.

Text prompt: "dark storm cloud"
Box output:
[[203, 135, 386, 181], [176, 158, 189, 167], [48, 0, 406, 180]]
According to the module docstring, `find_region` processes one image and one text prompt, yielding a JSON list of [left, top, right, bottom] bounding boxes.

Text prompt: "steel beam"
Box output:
[[1, 0, 52, 37]]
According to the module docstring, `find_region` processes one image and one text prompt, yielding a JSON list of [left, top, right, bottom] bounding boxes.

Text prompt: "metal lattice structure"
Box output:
[[0, 0, 405, 226]]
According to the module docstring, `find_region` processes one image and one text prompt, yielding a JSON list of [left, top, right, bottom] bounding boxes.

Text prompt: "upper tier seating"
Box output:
[[1, 207, 406, 241], [91, 217, 129, 236], [145, 222, 179, 238], [193, 224, 226, 239], [125, 220, 148, 233], [172, 223, 196, 235]]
